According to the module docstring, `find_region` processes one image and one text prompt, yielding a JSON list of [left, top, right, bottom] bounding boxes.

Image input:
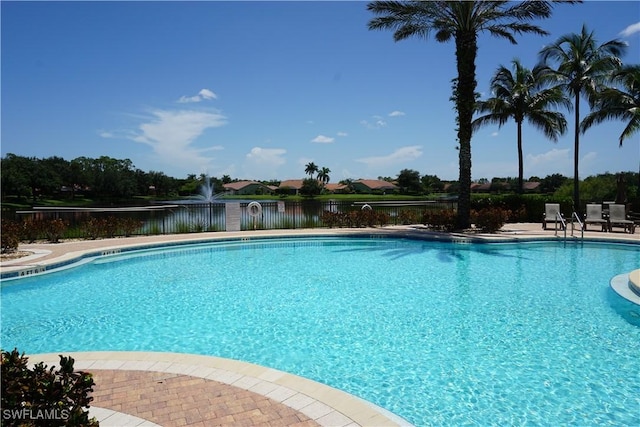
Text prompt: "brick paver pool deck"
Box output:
[[3, 224, 638, 426]]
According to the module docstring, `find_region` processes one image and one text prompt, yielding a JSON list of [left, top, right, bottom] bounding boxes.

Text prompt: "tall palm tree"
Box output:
[[304, 162, 318, 179], [473, 60, 570, 193], [539, 24, 627, 212], [368, 0, 565, 229], [317, 167, 331, 185], [581, 64, 640, 146]]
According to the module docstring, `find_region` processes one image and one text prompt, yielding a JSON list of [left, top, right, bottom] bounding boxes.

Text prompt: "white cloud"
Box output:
[[525, 148, 571, 177], [131, 109, 227, 172], [620, 22, 640, 37], [98, 130, 114, 138], [178, 88, 218, 103], [361, 116, 387, 129], [356, 145, 423, 168], [388, 110, 405, 117], [244, 147, 287, 179], [337, 131, 348, 137], [311, 135, 334, 143], [526, 148, 569, 166], [491, 131, 499, 137]]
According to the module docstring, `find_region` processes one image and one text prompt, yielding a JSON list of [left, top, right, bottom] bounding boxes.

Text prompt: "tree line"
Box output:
[[0, 154, 181, 202], [2, 152, 637, 209]]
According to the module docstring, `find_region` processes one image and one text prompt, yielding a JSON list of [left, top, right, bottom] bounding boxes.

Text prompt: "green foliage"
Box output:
[[471, 207, 511, 233], [421, 209, 457, 231], [397, 169, 422, 194], [321, 209, 390, 228], [1, 349, 99, 427], [470, 194, 574, 222], [1, 219, 22, 253], [300, 178, 322, 197]]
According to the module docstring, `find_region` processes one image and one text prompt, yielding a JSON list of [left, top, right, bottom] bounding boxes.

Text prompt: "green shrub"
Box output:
[[472, 207, 511, 233], [421, 209, 457, 231], [1, 219, 22, 253], [1, 349, 99, 427]]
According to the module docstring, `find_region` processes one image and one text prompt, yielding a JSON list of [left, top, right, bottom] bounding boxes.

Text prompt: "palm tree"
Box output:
[[581, 64, 640, 146], [539, 24, 627, 213], [304, 162, 318, 179], [368, 0, 565, 229], [473, 60, 570, 193], [317, 167, 331, 185]]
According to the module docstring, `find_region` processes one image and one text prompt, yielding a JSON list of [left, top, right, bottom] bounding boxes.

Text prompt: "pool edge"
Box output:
[[29, 351, 414, 427]]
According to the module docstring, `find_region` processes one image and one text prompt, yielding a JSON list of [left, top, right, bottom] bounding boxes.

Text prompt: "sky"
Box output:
[[2, 1, 639, 182]]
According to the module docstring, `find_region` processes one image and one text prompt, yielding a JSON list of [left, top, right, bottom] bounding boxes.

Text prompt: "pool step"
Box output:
[[629, 269, 640, 298]]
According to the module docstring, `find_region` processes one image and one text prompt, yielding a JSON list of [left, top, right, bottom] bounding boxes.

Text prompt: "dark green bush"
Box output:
[[471, 207, 511, 233], [471, 194, 573, 222], [1, 349, 98, 427]]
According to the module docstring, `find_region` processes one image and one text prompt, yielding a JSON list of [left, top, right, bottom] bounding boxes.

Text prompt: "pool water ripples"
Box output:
[[2, 237, 639, 426]]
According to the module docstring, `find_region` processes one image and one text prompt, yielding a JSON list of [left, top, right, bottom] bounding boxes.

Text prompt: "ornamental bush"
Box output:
[[1, 219, 22, 253], [43, 219, 68, 243], [471, 207, 511, 233], [421, 209, 457, 231], [1, 349, 98, 427]]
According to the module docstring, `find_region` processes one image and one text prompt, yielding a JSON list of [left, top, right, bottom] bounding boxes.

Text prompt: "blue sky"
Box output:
[[2, 1, 639, 182]]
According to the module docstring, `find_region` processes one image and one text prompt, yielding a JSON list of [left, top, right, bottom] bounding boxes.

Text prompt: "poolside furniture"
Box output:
[[584, 204, 608, 232], [608, 204, 635, 233], [542, 203, 564, 230]]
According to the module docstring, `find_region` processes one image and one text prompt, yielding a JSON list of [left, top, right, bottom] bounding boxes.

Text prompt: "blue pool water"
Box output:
[[2, 237, 639, 426]]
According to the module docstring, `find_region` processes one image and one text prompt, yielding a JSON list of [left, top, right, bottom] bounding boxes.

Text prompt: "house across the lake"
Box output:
[[351, 179, 398, 194], [223, 181, 275, 195]]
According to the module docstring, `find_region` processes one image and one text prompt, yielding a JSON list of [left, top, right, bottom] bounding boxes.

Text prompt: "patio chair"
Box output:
[[584, 204, 608, 232], [608, 204, 635, 234], [542, 203, 564, 230]]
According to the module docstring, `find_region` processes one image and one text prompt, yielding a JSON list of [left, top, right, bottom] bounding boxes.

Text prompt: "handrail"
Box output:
[[571, 212, 584, 240], [555, 212, 566, 238]]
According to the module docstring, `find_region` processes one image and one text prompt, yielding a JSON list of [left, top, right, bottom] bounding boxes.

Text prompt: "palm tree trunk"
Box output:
[[573, 93, 580, 214], [454, 31, 478, 230], [517, 122, 524, 194]]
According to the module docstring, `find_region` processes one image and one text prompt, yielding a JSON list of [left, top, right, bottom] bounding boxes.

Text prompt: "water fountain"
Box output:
[[199, 175, 217, 202]]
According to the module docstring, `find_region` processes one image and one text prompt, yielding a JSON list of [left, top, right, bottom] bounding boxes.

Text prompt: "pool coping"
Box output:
[[30, 351, 411, 427], [2, 224, 638, 280]]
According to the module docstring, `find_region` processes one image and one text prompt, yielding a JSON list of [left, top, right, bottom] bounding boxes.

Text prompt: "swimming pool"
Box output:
[[2, 237, 639, 426]]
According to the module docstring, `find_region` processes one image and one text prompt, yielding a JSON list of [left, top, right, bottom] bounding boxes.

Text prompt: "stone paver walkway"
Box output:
[[90, 370, 318, 427]]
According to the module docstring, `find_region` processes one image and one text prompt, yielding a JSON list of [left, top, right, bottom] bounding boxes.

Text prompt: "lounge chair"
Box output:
[[608, 204, 635, 234], [542, 203, 564, 230], [584, 204, 608, 232]]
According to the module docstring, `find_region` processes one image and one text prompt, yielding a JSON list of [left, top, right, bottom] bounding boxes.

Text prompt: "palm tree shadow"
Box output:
[[333, 241, 533, 262]]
